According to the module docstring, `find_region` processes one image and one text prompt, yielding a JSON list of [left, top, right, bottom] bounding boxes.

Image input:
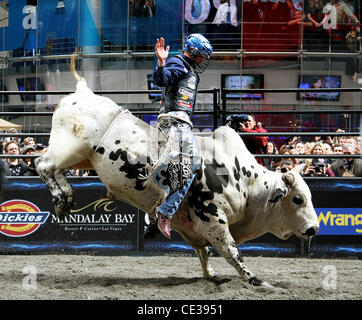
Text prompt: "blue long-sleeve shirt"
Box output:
[[152, 54, 191, 87]]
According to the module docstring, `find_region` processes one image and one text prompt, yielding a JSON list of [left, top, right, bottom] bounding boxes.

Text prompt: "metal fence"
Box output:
[[1, 87, 361, 163]]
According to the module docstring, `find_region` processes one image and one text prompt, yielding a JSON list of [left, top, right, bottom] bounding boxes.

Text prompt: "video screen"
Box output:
[[297, 75, 342, 101], [221, 74, 264, 100]]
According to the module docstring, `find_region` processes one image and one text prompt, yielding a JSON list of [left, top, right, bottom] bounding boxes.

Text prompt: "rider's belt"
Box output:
[[158, 112, 193, 128]]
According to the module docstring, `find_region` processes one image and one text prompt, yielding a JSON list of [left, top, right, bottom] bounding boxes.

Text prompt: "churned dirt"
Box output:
[[0, 254, 360, 300]]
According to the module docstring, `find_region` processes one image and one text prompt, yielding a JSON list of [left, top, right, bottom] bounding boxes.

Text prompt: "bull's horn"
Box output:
[[282, 172, 295, 185]]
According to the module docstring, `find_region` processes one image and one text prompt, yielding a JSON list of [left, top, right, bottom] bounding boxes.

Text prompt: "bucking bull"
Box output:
[[35, 57, 319, 288]]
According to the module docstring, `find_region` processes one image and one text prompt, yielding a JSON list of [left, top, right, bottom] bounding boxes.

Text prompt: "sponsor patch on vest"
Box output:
[[178, 88, 193, 96], [178, 88, 194, 100], [177, 101, 192, 109]]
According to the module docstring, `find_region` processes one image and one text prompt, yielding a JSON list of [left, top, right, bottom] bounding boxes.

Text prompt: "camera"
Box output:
[[313, 161, 326, 175], [227, 114, 249, 131]]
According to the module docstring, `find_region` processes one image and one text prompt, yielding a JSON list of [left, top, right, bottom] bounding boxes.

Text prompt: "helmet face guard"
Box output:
[[184, 34, 213, 73]]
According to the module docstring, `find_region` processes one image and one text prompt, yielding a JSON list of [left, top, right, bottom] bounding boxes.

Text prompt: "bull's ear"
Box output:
[[269, 188, 287, 203], [282, 172, 295, 185], [292, 163, 306, 174]]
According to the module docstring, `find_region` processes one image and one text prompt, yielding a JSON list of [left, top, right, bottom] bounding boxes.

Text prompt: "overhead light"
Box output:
[[57, 0, 65, 9]]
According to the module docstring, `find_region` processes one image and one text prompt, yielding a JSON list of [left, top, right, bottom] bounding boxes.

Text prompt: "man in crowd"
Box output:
[[226, 114, 268, 166], [241, 115, 268, 166], [330, 143, 362, 176], [4, 141, 30, 176]]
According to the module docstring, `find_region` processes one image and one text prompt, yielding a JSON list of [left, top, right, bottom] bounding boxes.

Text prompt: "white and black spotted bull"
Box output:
[[35, 58, 319, 288]]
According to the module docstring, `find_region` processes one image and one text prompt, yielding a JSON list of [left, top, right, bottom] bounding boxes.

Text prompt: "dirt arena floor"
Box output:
[[0, 254, 360, 300]]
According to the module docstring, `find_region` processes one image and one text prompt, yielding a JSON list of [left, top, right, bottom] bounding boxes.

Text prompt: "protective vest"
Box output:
[[160, 55, 199, 115]]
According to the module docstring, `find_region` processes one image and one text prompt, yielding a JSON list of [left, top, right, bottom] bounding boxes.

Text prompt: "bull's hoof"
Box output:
[[248, 276, 265, 287], [209, 276, 231, 286], [55, 205, 67, 221], [52, 196, 73, 221], [260, 281, 274, 289], [144, 221, 160, 239], [248, 276, 274, 289]]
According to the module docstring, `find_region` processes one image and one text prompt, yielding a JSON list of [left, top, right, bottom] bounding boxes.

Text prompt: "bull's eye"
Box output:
[[292, 196, 303, 205]]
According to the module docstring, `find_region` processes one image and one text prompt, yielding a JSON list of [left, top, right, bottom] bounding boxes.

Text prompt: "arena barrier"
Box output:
[[1, 176, 360, 258], [0, 87, 361, 258]]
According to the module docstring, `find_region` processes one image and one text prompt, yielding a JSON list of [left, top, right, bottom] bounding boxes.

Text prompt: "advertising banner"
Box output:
[[1, 178, 139, 253], [316, 208, 362, 235], [1, 177, 361, 255], [307, 179, 362, 236]]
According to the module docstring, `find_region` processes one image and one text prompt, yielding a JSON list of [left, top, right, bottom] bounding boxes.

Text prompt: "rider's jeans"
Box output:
[[155, 113, 200, 219]]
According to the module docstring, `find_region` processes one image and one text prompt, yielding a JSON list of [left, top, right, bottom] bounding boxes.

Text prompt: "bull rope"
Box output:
[[92, 108, 130, 155]]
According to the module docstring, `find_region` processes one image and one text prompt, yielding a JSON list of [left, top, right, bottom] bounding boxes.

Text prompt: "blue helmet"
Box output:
[[184, 33, 213, 73]]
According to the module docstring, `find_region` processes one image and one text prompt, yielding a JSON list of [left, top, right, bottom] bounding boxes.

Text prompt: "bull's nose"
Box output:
[[304, 226, 318, 236]]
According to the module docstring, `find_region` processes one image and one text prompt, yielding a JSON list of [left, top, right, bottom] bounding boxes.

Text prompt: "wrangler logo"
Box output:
[[316, 208, 362, 235]]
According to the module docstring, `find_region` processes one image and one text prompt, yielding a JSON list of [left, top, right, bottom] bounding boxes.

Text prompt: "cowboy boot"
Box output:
[[157, 213, 171, 239]]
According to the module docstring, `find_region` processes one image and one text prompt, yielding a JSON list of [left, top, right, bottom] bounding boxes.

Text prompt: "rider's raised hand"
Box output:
[[155, 37, 169, 67]]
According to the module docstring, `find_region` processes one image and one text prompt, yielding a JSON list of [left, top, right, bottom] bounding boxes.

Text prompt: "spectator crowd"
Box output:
[[1, 128, 95, 177], [226, 114, 362, 177], [1, 120, 361, 178]]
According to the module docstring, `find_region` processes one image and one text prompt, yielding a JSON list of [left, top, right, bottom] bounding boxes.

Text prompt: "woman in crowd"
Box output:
[[303, 143, 334, 176], [264, 141, 278, 170]]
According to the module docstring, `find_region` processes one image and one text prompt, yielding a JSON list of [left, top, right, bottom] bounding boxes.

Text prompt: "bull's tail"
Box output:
[[69, 49, 89, 92], [69, 49, 86, 83]]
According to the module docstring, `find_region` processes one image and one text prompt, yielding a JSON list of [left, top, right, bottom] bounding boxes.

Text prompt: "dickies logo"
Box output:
[[0, 200, 50, 237]]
